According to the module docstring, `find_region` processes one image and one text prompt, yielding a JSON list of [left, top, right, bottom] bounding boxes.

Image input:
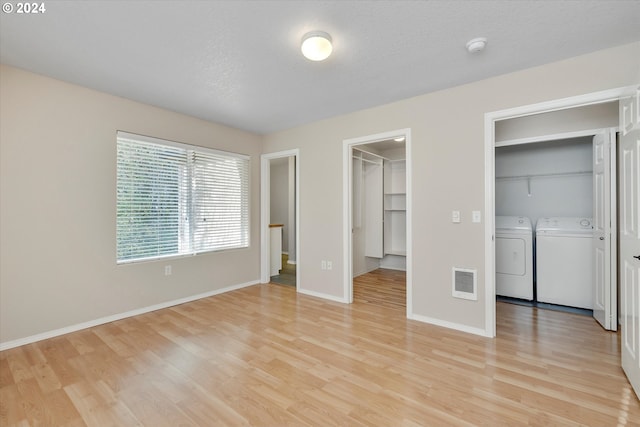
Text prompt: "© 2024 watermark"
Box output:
[[3, 2, 47, 14]]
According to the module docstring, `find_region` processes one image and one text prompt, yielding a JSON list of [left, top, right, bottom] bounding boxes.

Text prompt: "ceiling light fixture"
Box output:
[[301, 31, 333, 61], [394, 137, 405, 142], [466, 37, 487, 53]]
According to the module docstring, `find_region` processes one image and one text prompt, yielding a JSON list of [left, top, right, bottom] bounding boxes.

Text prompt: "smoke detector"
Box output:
[[466, 37, 487, 53]]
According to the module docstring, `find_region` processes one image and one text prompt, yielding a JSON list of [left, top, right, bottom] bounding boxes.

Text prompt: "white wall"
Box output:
[[2, 42, 638, 344], [270, 158, 289, 252], [263, 42, 640, 332], [495, 137, 593, 227], [0, 65, 263, 346], [495, 102, 619, 143]]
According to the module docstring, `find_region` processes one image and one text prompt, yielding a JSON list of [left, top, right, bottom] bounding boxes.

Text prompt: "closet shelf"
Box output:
[[385, 249, 407, 256], [496, 170, 592, 180]]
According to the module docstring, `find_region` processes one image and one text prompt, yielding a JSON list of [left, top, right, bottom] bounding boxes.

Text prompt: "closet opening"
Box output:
[[352, 143, 406, 308], [495, 136, 596, 316], [342, 129, 412, 315], [492, 100, 619, 332]]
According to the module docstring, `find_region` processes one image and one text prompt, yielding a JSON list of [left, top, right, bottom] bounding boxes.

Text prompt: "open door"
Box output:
[[620, 88, 640, 399], [593, 131, 617, 331]]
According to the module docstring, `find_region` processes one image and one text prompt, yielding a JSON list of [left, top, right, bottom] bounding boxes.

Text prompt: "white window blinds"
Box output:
[[117, 131, 250, 263]]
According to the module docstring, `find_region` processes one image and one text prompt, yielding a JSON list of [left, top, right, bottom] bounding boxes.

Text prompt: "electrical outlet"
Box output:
[[327, 261, 332, 270], [321, 260, 327, 270], [165, 265, 172, 276], [472, 210, 481, 223]]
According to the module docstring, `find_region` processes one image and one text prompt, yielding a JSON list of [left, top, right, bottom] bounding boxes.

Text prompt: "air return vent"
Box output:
[[452, 267, 477, 300]]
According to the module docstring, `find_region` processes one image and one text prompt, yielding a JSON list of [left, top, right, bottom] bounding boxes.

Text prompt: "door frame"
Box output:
[[260, 149, 300, 288], [484, 87, 634, 337], [342, 128, 413, 316]]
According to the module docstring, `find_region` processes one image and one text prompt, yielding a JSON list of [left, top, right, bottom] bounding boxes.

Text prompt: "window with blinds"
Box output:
[[116, 131, 250, 263]]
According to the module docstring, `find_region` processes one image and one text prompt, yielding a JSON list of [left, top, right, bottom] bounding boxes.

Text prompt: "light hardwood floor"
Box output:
[[1, 280, 639, 426], [353, 269, 406, 309]]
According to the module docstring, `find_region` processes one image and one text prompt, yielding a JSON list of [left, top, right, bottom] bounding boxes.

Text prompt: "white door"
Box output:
[[364, 159, 384, 258], [593, 131, 617, 330], [620, 88, 640, 399]]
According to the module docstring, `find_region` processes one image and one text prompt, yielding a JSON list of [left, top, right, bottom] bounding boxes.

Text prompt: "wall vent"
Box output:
[[452, 267, 477, 300]]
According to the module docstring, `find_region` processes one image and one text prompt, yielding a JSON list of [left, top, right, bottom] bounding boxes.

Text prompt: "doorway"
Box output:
[[484, 87, 633, 337], [260, 150, 299, 289], [342, 129, 412, 315]]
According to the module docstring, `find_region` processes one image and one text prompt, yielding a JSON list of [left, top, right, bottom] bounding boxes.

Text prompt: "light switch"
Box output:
[[472, 210, 481, 223], [452, 210, 461, 223]]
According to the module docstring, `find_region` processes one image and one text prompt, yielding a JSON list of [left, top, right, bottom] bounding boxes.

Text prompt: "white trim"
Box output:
[[342, 141, 353, 302], [378, 265, 405, 272], [260, 149, 300, 291], [117, 130, 250, 160], [487, 88, 628, 122], [405, 134, 413, 317], [495, 127, 617, 147], [409, 313, 492, 338], [484, 116, 496, 337], [0, 280, 259, 351], [608, 129, 618, 331], [484, 85, 636, 338], [297, 288, 349, 304], [342, 128, 412, 311]]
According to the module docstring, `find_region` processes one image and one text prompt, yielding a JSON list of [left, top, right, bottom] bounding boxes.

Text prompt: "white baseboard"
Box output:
[[378, 265, 406, 272], [408, 312, 491, 337], [297, 288, 348, 304], [0, 280, 260, 351], [281, 251, 296, 264]]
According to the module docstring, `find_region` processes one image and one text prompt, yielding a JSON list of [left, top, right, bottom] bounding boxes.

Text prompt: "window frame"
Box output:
[[116, 131, 250, 264]]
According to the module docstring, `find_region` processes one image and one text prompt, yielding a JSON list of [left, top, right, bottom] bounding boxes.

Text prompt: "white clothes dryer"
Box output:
[[495, 216, 534, 300], [535, 217, 594, 309]]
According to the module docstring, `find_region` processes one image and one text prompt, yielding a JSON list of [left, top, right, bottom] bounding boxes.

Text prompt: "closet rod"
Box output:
[[496, 170, 592, 180], [352, 155, 381, 165], [352, 147, 389, 161]]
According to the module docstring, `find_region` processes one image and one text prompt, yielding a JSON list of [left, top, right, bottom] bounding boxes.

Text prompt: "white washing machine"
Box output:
[[536, 217, 594, 309], [496, 216, 533, 300]]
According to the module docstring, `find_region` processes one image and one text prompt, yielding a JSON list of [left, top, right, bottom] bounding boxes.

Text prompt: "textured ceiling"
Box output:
[[1, 1, 639, 134]]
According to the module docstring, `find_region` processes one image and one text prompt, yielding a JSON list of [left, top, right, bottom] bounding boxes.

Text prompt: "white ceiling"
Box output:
[[1, 1, 639, 135]]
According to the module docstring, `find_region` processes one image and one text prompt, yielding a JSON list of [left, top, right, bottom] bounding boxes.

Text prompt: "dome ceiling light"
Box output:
[[301, 31, 333, 61]]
